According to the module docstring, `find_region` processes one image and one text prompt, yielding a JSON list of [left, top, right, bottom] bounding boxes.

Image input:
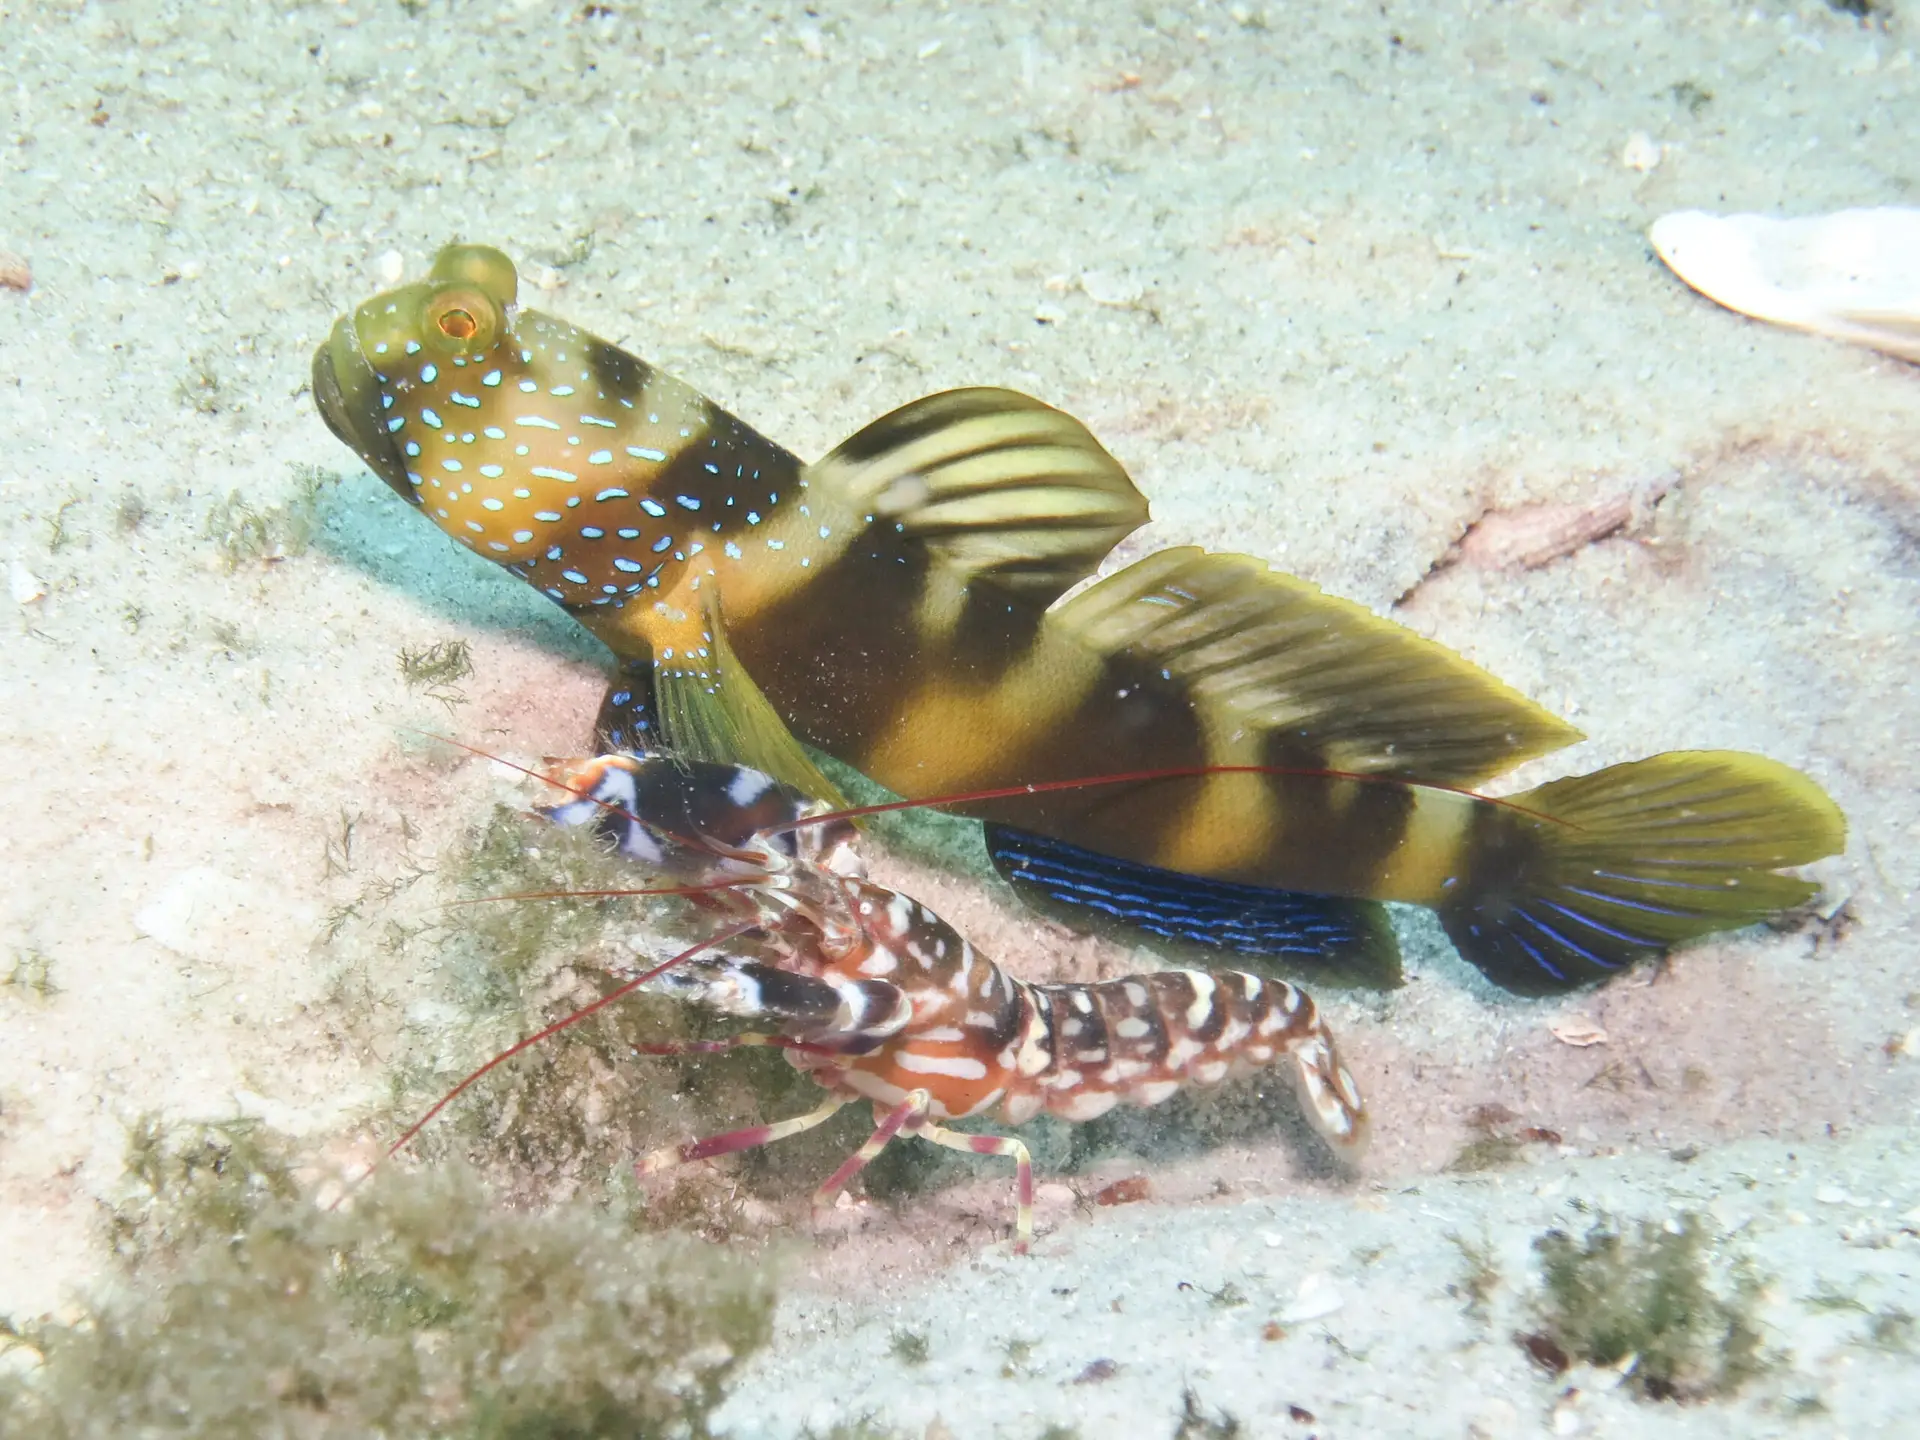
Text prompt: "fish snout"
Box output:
[[312, 319, 415, 502]]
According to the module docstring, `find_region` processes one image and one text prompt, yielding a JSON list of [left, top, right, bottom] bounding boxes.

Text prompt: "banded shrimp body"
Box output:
[[392, 748, 1370, 1253]]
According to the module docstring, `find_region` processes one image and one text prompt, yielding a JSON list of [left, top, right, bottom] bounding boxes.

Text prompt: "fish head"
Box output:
[[313, 243, 710, 575], [314, 244, 519, 502]]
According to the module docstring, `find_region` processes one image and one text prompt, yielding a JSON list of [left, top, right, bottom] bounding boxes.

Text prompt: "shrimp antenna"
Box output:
[[760, 761, 1572, 836]]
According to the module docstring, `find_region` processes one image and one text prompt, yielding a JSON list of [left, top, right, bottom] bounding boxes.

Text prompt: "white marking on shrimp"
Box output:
[[1061, 1090, 1119, 1121], [1184, 974, 1216, 1030], [897, 1051, 987, 1080], [725, 769, 772, 807]]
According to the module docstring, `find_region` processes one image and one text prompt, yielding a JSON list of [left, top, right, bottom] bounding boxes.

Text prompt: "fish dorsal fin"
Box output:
[[1054, 548, 1583, 784], [651, 594, 850, 809], [806, 387, 1150, 604]]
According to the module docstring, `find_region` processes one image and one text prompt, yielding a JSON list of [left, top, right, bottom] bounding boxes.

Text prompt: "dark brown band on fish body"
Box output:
[[726, 538, 935, 759]]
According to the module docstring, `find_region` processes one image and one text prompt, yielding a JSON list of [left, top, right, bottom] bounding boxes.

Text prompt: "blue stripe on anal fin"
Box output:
[[984, 824, 1402, 989]]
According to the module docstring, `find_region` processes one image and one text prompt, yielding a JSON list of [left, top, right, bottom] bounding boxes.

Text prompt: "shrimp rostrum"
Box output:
[[467, 752, 1369, 1254]]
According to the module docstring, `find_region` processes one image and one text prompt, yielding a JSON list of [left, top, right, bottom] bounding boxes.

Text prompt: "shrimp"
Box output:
[[395, 750, 1368, 1254]]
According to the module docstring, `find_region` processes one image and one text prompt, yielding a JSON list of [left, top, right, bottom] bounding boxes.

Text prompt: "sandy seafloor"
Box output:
[[3, 0, 1919, 1435]]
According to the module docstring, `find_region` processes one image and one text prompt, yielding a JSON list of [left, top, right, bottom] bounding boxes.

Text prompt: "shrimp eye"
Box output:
[[438, 307, 477, 340]]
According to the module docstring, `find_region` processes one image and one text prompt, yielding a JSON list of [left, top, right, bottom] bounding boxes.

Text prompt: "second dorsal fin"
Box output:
[[806, 387, 1150, 604], [1053, 547, 1584, 785]]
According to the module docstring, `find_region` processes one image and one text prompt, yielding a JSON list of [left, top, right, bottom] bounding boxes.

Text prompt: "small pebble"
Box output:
[[0, 249, 29, 292], [1621, 131, 1662, 172], [1094, 1175, 1151, 1207], [1468, 1397, 1520, 1439], [1081, 269, 1144, 307], [10, 562, 45, 605]]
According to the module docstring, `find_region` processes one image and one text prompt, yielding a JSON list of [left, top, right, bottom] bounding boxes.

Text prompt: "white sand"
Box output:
[[718, 1127, 1920, 1438], [2, 0, 1916, 1433]]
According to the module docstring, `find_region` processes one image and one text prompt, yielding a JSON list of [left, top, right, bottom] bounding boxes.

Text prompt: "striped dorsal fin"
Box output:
[[1052, 547, 1584, 785], [805, 387, 1150, 604]]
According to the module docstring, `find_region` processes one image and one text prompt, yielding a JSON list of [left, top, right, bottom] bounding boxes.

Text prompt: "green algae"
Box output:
[[0, 1119, 774, 1438], [1446, 1230, 1500, 1321], [1173, 1386, 1242, 1438], [397, 638, 474, 711], [1, 948, 58, 1000], [1531, 1211, 1765, 1400], [204, 465, 340, 570], [357, 796, 855, 1233]]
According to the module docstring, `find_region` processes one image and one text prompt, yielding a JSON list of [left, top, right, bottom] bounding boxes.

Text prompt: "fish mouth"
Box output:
[[312, 317, 416, 503]]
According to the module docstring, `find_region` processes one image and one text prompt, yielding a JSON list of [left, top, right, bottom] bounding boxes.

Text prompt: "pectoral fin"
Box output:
[[1053, 548, 1584, 785], [649, 594, 848, 807], [807, 387, 1150, 603]]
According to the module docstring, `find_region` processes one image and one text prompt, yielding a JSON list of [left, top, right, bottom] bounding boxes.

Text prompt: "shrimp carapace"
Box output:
[[317, 244, 1846, 993]]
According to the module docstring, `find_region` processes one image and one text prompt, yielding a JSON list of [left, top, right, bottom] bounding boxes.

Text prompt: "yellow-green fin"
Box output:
[[1053, 547, 1584, 784], [806, 387, 1150, 604], [1440, 750, 1847, 993], [652, 599, 849, 808]]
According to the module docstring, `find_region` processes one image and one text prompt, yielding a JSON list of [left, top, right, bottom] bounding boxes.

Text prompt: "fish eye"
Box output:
[[423, 286, 500, 355]]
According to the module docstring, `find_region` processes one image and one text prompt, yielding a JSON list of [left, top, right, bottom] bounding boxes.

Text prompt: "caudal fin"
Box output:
[[1438, 751, 1845, 994]]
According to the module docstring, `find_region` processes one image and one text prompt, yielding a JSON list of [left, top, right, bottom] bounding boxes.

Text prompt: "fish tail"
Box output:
[[1436, 751, 1845, 994]]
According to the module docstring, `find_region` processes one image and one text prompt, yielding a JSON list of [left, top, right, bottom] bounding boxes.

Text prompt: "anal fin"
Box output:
[[985, 823, 1403, 989]]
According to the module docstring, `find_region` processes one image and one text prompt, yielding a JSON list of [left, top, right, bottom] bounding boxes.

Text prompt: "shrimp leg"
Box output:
[[635, 1095, 848, 1178]]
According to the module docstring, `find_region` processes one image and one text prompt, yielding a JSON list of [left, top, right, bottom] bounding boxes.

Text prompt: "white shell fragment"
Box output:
[[1080, 269, 1145, 308], [1278, 1270, 1345, 1323], [1649, 208, 1920, 362], [10, 561, 45, 605], [1548, 1015, 1609, 1048]]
